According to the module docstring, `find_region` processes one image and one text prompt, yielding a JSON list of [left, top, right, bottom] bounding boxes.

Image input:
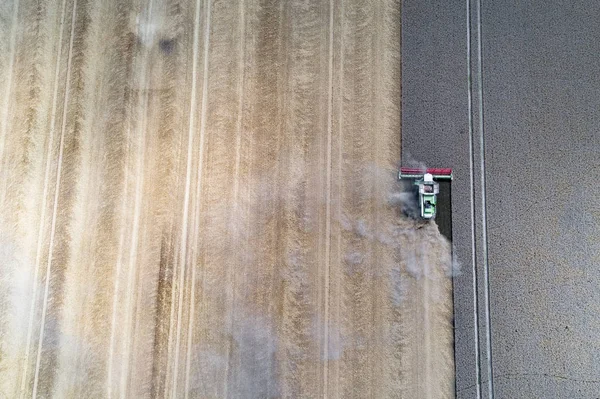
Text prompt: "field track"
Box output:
[[0, 0, 454, 397]]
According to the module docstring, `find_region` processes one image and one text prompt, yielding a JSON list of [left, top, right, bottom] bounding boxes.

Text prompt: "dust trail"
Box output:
[[401, 223, 455, 399], [337, 163, 456, 398]]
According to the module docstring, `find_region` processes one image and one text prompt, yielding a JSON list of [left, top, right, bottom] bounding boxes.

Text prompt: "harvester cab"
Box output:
[[398, 167, 453, 220]]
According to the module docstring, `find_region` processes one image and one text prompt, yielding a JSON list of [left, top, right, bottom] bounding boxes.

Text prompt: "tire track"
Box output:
[[129, 8, 190, 394], [224, 2, 287, 397], [143, 1, 191, 397], [0, 0, 20, 187], [336, 1, 378, 396], [182, 0, 247, 396], [322, 0, 334, 394], [116, 0, 160, 395], [369, 1, 402, 396], [168, 0, 204, 395], [20, 0, 70, 396], [326, 0, 345, 396], [277, 1, 330, 396], [158, 0, 205, 397], [52, 0, 135, 396], [0, 1, 67, 397], [182, 0, 212, 394], [32, 0, 78, 395], [400, 224, 455, 399], [222, 0, 246, 396]]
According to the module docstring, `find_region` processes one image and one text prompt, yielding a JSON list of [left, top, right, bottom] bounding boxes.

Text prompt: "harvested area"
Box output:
[[0, 0, 454, 397]]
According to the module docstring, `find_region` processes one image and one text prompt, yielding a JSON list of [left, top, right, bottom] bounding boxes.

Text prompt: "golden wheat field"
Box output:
[[0, 0, 454, 397]]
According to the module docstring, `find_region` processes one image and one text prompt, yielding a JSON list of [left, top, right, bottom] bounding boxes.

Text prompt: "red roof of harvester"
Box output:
[[400, 167, 452, 176]]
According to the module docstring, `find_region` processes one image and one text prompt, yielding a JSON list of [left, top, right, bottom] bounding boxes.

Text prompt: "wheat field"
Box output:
[[0, 0, 454, 397]]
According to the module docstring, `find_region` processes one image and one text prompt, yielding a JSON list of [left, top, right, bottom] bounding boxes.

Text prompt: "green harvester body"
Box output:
[[398, 167, 453, 220]]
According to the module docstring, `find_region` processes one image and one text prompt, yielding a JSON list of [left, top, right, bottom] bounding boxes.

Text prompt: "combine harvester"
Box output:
[[399, 167, 453, 220]]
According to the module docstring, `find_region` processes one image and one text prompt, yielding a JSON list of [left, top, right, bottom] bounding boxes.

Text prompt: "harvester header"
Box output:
[[398, 167, 453, 180]]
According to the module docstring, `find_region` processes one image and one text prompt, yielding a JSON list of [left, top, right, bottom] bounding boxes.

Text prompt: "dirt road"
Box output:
[[0, 0, 454, 397]]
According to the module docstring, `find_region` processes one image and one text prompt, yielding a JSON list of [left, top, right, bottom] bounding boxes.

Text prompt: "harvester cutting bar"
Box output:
[[399, 167, 453, 180]]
